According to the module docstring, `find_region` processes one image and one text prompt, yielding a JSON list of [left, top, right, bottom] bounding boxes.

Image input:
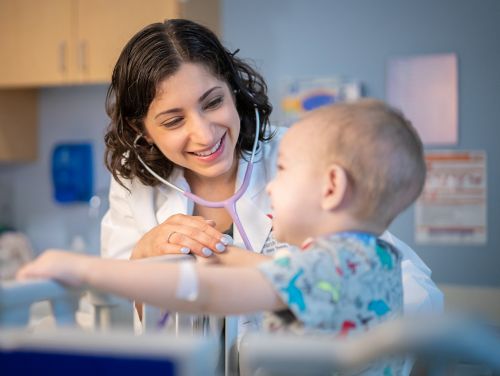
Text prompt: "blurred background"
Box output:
[[0, 0, 499, 324]]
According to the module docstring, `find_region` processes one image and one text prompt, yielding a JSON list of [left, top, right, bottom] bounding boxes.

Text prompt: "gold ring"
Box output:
[[167, 231, 176, 243]]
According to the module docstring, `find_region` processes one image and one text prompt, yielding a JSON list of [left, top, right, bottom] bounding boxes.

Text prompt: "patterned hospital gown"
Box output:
[[258, 231, 404, 375]]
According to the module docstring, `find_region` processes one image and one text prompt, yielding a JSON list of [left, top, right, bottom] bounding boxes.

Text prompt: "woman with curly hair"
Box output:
[[102, 19, 279, 261]]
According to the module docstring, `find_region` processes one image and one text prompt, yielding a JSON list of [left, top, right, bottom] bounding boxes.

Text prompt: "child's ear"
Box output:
[[321, 164, 348, 211]]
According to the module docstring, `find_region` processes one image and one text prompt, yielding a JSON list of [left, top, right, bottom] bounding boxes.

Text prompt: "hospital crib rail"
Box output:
[[0, 277, 133, 330], [0, 254, 202, 332], [0, 276, 220, 376], [0, 254, 226, 376], [2, 278, 500, 375], [239, 314, 500, 376]]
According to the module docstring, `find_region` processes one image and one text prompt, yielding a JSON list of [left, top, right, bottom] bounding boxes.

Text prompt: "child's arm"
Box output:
[[206, 245, 272, 267], [17, 250, 286, 316]]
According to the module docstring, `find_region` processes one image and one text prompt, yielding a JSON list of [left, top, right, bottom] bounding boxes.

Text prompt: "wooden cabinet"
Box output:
[[0, 0, 219, 87], [0, 0, 73, 87], [74, 0, 179, 84], [0, 0, 219, 161], [0, 90, 37, 161]]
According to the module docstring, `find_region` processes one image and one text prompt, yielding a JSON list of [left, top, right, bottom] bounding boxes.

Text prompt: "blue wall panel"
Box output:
[[223, 0, 500, 286]]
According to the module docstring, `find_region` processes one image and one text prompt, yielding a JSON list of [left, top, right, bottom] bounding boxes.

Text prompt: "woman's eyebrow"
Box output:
[[199, 86, 222, 102], [154, 86, 223, 120]]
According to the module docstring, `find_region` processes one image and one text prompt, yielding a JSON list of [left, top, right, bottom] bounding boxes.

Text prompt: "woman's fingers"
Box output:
[[162, 215, 232, 257], [164, 224, 233, 257], [131, 214, 234, 259]]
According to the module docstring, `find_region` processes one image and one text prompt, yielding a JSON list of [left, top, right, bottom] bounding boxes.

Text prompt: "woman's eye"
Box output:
[[162, 117, 183, 128], [204, 96, 223, 110]]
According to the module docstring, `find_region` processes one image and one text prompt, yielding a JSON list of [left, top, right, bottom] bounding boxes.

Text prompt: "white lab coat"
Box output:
[[101, 126, 443, 314]]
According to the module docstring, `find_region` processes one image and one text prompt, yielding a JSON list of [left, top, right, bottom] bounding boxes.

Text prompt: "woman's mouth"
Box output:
[[190, 133, 226, 161]]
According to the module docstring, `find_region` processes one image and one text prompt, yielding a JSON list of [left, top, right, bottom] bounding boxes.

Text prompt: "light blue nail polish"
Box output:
[[220, 235, 233, 245], [215, 243, 226, 252], [202, 247, 213, 256], [180, 247, 190, 254]]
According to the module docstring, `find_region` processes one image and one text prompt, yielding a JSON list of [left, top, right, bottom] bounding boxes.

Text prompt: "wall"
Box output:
[[0, 85, 109, 255], [222, 0, 500, 289]]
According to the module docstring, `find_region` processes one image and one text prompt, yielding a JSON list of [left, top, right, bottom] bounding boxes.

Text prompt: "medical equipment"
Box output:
[[1, 325, 218, 376], [1, 277, 222, 373], [239, 314, 500, 376], [134, 108, 261, 251], [4, 278, 500, 376]]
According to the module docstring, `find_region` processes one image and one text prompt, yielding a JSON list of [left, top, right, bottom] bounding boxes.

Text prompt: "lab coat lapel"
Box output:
[[129, 178, 158, 233], [234, 157, 272, 253], [156, 168, 193, 223], [129, 168, 191, 233]]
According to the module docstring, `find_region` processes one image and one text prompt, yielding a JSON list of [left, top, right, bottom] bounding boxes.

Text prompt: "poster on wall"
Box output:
[[415, 150, 487, 245], [279, 77, 362, 125], [386, 53, 458, 145]]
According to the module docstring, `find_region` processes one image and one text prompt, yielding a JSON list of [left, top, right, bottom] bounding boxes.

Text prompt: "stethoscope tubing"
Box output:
[[134, 108, 261, 250]]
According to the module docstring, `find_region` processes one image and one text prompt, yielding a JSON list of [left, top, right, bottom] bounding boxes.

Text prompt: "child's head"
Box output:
[[267, 99, 426, 246]]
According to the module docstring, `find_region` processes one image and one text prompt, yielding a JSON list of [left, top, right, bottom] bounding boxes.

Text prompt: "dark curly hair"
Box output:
[[104, 19, 273, 188]]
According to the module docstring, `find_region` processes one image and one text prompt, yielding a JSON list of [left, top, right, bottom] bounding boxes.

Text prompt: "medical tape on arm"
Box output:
[[175, 261, 199, 302]]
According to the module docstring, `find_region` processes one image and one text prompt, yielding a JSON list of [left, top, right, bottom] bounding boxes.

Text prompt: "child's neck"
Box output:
[[314, 213, 385, 239]]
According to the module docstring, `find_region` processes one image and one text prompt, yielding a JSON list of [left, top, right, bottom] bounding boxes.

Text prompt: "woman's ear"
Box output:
[[321, 164, 348, 211], [128, 120, 153, 144], [140, 131, 154, 145]]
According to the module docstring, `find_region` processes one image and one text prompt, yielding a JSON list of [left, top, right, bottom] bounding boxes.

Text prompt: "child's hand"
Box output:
[[16, 250, 93, 287]]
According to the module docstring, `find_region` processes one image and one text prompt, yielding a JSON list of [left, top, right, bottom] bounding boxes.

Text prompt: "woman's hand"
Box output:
[[16, 250, 93, 287], [130, 214, 232, 260]]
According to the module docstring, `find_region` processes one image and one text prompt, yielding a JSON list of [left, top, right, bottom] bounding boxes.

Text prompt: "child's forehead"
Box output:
[[279, 123, 318, 159], [287, 118, 323, 143]]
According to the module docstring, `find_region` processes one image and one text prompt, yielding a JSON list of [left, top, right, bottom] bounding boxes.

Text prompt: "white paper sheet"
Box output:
[[387, 53, 458, 145], [415, 150, 487, 245]]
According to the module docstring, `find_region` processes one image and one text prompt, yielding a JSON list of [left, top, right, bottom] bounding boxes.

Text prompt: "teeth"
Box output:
[[194, 138, 222, 157]]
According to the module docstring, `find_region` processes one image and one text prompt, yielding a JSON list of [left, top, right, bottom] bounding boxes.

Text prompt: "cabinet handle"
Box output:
[[79, 41, 88, 73], [59, 41, 67, 73]]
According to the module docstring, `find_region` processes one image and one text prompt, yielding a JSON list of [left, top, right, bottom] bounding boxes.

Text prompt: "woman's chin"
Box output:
[[190, 160, 236, 181]]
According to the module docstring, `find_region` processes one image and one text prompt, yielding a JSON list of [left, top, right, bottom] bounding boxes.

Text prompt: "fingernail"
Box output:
[[202, 247, 213, 256], [180, 247, 191, 254], [215, 243, 226, 252], [220, 235, 233, 245]]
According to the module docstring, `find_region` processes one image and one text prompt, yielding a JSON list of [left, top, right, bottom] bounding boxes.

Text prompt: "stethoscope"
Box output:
[[133, 108, 260, 251]]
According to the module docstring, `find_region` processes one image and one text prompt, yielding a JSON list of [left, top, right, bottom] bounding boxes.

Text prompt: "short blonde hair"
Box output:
[[307, 99, 426, 226]]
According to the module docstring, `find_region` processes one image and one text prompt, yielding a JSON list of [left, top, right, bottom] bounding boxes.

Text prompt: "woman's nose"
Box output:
[[188, 113, 216, 145]]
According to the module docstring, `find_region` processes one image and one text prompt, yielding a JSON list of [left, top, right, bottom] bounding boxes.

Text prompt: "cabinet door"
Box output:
[[0, 89, 38, 161], [0, 0, 74, 87], [75, 0, 179, 84]]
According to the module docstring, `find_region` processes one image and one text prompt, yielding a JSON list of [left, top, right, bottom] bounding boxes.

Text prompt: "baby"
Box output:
[[18, 99, 426, 373]]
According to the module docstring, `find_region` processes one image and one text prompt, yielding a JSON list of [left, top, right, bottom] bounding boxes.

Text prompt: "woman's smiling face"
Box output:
[[143, 62, 241, 181]]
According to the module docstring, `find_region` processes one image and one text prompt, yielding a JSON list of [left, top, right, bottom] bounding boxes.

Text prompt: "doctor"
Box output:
[[101, 19, 443, 315]]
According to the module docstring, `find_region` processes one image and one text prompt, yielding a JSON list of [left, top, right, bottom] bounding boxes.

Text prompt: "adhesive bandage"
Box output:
[[175, 261, 199, 302]]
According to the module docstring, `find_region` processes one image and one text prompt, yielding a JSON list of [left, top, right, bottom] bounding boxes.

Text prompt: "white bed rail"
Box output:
[[0, 279, 82, 328], [239, 314, 500, 376]]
